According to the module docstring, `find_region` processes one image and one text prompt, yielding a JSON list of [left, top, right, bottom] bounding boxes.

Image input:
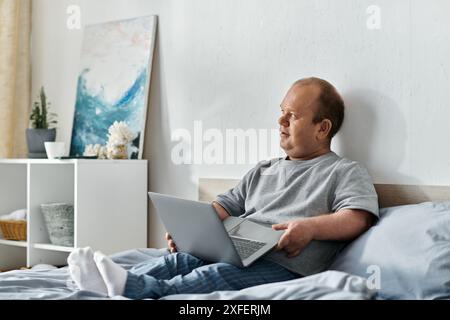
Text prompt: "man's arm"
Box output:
[[272, 209, 375, 258]]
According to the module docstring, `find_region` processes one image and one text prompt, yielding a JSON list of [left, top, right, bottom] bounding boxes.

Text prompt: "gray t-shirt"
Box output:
[[215, 151, 379, 276]]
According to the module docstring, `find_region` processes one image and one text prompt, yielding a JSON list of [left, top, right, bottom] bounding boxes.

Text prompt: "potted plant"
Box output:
[[26, 87, 58, 158]]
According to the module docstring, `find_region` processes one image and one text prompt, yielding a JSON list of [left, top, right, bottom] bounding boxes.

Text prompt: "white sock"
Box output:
[[94, 251, 127, 297], [67, 247, 108, 295]]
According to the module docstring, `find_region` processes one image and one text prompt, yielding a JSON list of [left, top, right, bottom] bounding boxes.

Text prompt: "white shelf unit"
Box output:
[[0, 159, 147, 270]]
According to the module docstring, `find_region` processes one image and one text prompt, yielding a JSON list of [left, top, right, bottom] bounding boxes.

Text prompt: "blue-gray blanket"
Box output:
[[0, 248, 376, 300]]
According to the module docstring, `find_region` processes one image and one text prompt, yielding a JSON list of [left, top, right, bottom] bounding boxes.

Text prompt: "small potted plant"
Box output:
[[26, 87, 58, 158]]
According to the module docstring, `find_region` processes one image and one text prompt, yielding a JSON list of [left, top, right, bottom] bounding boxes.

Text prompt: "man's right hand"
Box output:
[[165, 232, 177, 253], [212, 201, 231, 221]]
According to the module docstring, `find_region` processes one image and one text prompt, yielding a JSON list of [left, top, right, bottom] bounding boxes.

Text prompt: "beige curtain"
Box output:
[[0, 0, 31, 158]]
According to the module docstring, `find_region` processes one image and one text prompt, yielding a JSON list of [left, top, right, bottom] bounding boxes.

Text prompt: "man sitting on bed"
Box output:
[[67, 77, 379, 299]]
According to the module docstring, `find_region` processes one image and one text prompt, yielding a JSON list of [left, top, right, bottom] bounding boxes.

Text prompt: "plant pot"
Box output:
[[108, 144, 128, 159], [26, 128, 56, 158], [40, 203, 74, 247]]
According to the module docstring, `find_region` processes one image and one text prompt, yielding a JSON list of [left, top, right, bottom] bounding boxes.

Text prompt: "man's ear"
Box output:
[[317, 119, 332, 140]]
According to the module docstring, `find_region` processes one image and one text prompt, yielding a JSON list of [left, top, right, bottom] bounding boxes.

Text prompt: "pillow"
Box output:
[[329, 201, 450, 299]]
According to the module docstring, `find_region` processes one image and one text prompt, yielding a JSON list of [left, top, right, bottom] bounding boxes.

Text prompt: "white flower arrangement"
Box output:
[[83, 122, 134, 160], [106, 121, 135, 159], [107, 121, 135, 147]]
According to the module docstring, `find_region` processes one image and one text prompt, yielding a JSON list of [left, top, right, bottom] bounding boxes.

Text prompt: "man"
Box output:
[[68, 77, 379, 299]]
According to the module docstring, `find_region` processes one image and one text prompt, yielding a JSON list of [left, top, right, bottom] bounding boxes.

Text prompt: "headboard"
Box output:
[[199, 178, 450, 208]]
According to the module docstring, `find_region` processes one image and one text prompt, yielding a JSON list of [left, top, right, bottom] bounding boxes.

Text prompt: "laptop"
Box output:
[[148, 192, 284, 267]]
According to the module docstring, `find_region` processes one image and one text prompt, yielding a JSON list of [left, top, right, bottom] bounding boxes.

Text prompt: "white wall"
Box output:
[[32, 0, 450, 249]]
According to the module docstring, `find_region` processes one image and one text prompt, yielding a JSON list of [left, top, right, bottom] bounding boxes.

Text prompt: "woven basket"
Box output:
[[0, 220, 27, 241]]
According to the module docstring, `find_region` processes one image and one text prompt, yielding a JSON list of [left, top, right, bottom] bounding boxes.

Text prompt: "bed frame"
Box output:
[[199, 178, 450, 208]]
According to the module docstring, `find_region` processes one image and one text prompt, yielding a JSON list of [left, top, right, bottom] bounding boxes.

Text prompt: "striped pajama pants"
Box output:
[[123, 252, 299, 299]]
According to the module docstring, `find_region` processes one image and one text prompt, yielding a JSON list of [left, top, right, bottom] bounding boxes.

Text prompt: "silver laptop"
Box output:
[[148, 192, 283, 267]]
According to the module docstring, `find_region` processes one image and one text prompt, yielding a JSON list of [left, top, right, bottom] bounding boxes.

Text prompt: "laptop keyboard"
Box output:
[[230, 237, 267, 260]]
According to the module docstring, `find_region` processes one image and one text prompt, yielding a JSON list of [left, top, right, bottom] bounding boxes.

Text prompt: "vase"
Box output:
[[40, 203, 74, 247], [108, 144, 128, 159], [26, 128, 56, 158]]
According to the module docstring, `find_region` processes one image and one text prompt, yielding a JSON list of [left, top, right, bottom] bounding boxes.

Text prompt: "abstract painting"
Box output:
[[70, 16, 157, 159]]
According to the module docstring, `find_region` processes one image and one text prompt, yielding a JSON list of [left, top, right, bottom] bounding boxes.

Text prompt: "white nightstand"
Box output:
[[0, 159, 148, 270]]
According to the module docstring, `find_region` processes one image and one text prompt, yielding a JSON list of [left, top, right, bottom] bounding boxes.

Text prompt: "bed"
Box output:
[[1, 179, 450, 300]]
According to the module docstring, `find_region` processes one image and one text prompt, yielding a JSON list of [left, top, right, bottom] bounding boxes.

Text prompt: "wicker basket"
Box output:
[[0, 220, 27, 241]]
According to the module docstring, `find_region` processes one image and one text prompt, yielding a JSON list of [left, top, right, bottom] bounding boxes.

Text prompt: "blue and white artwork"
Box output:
[[70, 16, 157, 159]]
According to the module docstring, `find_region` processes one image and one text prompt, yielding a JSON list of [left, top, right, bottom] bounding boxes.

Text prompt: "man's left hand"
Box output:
[[272, 219, 316, 258]]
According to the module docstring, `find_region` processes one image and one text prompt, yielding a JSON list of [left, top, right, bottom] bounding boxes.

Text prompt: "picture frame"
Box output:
[[69, 15, 157, 159]]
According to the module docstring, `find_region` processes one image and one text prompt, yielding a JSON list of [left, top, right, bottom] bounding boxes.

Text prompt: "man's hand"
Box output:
[[165, 232, 177, 253], [272, 219, 315, 258], [271, 209, 375, 259], [212, 201, 231, 221]]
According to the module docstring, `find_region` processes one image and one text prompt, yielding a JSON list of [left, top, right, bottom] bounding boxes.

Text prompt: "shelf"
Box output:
[[0, 159, 147, 269], [0, 239, 27, 247], [0, 159, 147, 165], [33, 243, 74, 253]]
